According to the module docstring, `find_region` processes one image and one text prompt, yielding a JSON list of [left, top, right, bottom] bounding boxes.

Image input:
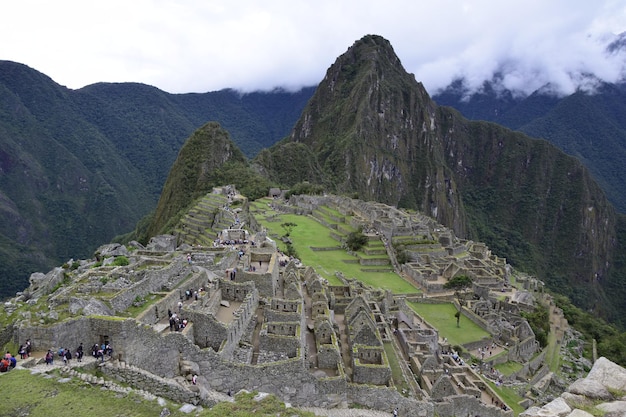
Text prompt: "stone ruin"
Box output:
[[2, 189, 587, 417]]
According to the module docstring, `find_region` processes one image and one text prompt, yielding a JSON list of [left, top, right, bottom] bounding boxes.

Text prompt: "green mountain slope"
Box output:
[[148, 121, 254, 237], [0, 61, 310, 298], [257, 35, 620, 320], [433, 80, 626, 213], [0, 62, 151, 296]]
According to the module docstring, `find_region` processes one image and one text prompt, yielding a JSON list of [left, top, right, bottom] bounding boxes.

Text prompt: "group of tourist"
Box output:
[[168, 309, 189, 332], [0, 351, 17, 372], [18, 339, 32, 359], [0, 340, 33, 371], [91, 342, 113, 362], [184, 288, 199, 301], [43, 342, 111, 366], [226, 268, 237, 280], [477, 342, 497, 359], [213, 237, 250, 247]]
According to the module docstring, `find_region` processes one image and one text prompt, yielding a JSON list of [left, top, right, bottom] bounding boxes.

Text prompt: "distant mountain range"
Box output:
[[432, 78, 626, 213], [2, 35, 626, 327], [0, 60, 313, 297]]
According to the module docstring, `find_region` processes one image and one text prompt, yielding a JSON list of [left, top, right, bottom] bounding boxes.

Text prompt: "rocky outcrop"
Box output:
[[521, 357, 626, 417]]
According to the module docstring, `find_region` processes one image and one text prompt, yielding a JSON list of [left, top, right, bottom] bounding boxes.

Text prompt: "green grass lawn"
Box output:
[[384, 342, 410, 394], [2, 368, 190, 417], [494, 361, 523, 376], [408, 302, 490, 346], [546, 327, 561, 372], [1, 368, 319, 417], [483, 377, 525, 415], [251, 200, 419, 294]]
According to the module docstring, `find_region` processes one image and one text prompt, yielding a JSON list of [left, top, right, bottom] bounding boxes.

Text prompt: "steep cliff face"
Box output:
[[285, 35, 467, 234], [258, 35, 618, 314], [439, 111, 616, 310]]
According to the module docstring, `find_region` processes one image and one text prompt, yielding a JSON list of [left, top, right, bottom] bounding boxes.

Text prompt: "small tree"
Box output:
[[285, 242, 298, 258], [444, 275, 473, 306], [281, 222, 297, 237], [346, 230, 368, 251], [445, 275, 472, 328]]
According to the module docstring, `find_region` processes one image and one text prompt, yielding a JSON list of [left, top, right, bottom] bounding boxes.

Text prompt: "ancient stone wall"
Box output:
[[109, 260, 191, 312], [434, 395, 512, 417], [264, 305, 301, 323], [101, 362, 201, 405], [219, 279, 256, 302], [186, 307, 227, 351], [237, 263, 277, 298], [346, 384, 433, 416], [317, 343, 341, 369], [15, 317, 120, 357], [137, 269, 212, 326], [219, 290, 259, 358], [259, 322, 301, 357]]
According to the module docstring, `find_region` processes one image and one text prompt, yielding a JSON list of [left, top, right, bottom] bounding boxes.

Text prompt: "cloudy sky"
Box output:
[[3, 1, 626, 96]]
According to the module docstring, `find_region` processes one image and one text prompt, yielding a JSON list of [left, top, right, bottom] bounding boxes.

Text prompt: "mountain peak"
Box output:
[[342, 34, 402, 66]]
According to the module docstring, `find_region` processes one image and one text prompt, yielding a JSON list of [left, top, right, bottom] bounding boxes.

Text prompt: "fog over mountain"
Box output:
[[2, 1, 625, 95]]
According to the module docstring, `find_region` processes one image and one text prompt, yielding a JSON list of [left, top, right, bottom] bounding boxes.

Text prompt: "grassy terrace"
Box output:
[[408, 302, 490, 346], [250, 199, 419, 294], [384, 341, 411, 394]]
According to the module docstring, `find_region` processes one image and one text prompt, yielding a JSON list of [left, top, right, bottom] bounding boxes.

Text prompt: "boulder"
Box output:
[[525, 358, 626, 417], [127, 240, 145, 250], [28, 267, 65, 296], [567, 378, 612, 400], [584, 357, 626, 391], [95, 243, 129, 259], [595, 400, 626, 415], [520, 406, 558, 417], [69, 297, 114, 316], [566, 410, 594, 417], [560, 392, 589, 408], [147, 235, 178, 252], [542, 397, 571, 416]]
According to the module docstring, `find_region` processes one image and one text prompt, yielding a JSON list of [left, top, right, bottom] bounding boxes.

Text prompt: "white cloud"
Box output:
[[2, 0, 625, 95]]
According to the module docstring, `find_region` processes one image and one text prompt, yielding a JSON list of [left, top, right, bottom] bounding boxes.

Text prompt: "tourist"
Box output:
[[18, 344, 26, 359], [0, 356, 10, 372], [45, 350, 53, 365], [76, 343, 84, 362], [64, 348, 72, 365]]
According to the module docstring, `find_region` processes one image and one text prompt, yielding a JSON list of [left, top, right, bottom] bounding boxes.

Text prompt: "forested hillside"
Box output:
[[433, 80, 626, 213], [0, 60, 312, 297]]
